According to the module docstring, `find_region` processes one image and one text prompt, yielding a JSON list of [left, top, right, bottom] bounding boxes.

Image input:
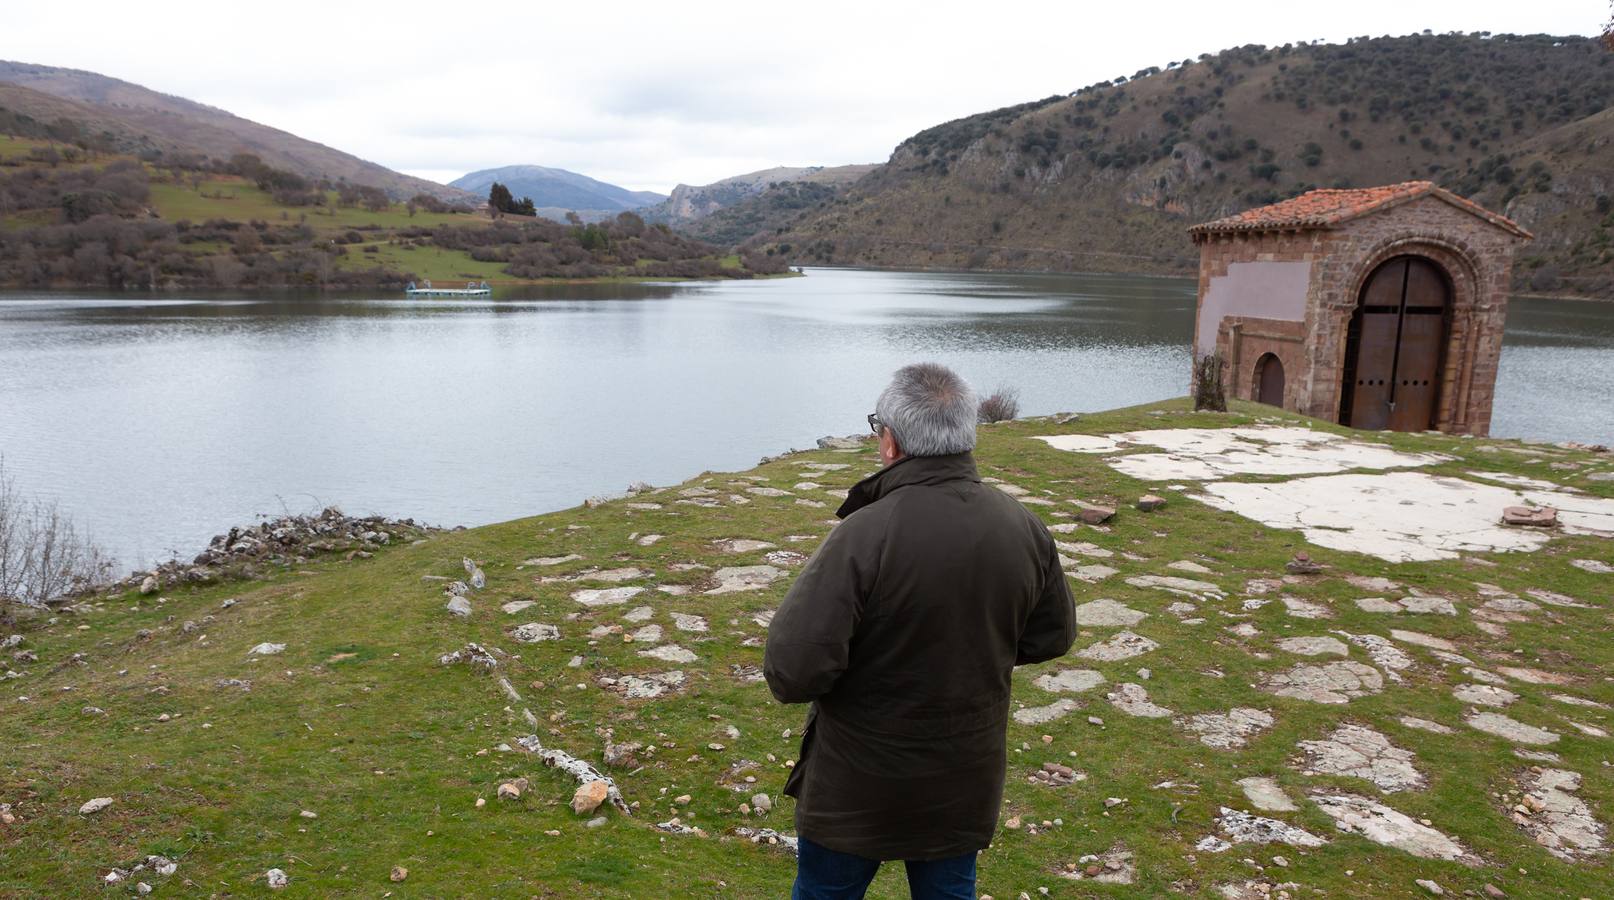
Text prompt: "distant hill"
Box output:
[[763, 33, 1614, 296], [0, 61, 471, 202], [640, 164, 876, 229], [449, 165, 664, 221]]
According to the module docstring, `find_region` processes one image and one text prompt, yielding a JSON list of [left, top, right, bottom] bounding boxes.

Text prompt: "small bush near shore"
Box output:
[[979, 386, 1021, 423], [0, 460, 113, 621]]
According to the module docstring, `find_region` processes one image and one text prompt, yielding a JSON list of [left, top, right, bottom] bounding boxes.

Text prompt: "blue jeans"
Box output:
[[791, 837, 977, 900]]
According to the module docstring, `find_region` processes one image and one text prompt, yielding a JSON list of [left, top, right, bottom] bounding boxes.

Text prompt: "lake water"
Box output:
[[1, 267, 1611, 569]]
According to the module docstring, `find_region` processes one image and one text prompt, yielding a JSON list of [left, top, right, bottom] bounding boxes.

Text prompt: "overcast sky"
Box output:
[[2, 2, 1605, 193]]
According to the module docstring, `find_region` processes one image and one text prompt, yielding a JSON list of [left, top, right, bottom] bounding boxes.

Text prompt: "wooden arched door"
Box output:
[[1341, 256, 1449, 431], [1255, 353, 1284, 407]]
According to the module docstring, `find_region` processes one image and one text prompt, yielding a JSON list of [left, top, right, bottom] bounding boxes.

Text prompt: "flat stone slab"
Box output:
[[1512, 768, 1609, 860], [1124, 575, 1226, 601], [705, 566, 786, 595], [1180, 707, 1274, 749], [1466, 711, 1560, 745], [525, 554, 583, 566], [1311, 793, 1480, 864], [1571, 559, 1614, 574], [1198, 470, 1614, 563], [1076, 630, 1159, 662], [1525, 589, 1593, 608], [615, 671, 686, 699], [1106, 683, 1172, 718], [1014, 699, 1081, 725], [1275, 636, 1348, 657], [1071, 565, 1119, 583], [1036, 426, 1448, 480], [1398, 716, 1454, 735], [572, 586, 645, 607], [639, 644, 698, 663], [1057, 540, 1113, 559], [671, 613, 708, 632], [1261, 661, 1384, 704], [1167, 559, 1214, 574], [1497, 666, 1576, 685], [1388, 630, 1457, 652], [713, 539, 777, 553], [622, 605, 654, 623], [1452, 684, 1518, 707], [1236, 776, 1298, 812], [629, 624, 662, 643], [1033, 669, 1107, 694], [501, 600, 537, 615], [1296, 723, 1424, 793], [1214, 807, 1327, 848], [1076, 599, 1147, 628], [1282, 596, 1331, 619], [509, 623, 560, 643]]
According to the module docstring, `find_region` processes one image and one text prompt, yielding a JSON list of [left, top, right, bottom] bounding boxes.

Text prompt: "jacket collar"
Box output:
[[836, 452, 980, 518]]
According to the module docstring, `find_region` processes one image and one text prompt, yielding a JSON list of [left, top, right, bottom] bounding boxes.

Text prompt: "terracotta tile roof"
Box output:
[[1188, 181, 1532, 239]]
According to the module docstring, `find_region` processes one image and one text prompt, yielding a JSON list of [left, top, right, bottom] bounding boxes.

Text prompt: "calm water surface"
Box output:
[[0, 268, 1610, 567]]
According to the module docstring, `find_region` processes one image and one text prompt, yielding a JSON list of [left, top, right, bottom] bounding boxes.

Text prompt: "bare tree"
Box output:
[[0, 459, 114, 622]]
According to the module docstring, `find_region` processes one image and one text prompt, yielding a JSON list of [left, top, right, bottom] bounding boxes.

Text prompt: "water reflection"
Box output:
[[0, 269, 1606, 567]]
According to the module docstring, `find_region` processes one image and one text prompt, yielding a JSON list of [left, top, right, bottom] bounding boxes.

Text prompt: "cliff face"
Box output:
[[643, 164, 876, 226], [761, 34, 1614, 295]]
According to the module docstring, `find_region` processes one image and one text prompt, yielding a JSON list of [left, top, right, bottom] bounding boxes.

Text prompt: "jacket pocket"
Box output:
[[783, 716, 816, 797]]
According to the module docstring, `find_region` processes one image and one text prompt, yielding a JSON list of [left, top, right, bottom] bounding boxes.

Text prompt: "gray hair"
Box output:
[[875, 363, 979, 457]]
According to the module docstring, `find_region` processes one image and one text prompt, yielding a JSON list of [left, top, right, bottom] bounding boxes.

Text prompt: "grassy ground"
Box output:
[[3, 399, 1613, 897], [146, 178, 472, 233]]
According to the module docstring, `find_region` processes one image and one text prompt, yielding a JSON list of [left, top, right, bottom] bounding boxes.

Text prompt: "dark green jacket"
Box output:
[[763, 451, 1077, 861]]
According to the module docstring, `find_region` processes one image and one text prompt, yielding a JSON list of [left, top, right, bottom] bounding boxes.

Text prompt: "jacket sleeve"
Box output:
[[763, 520, 877, 704], [1015, 531, 1077, 665]]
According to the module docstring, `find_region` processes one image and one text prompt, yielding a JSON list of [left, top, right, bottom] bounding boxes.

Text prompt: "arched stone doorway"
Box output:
[[1255, 353, 1285, 407], [1341, 255, 1451, 431]]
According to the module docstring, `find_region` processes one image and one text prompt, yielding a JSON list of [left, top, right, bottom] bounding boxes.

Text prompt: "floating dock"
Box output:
[[406, 280, 491, 298]]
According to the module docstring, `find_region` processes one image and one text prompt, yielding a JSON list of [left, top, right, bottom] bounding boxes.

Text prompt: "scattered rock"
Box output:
[[1285, 553, 1325, 575], [714, 539, 776, 554], [1511, 768, 1607, 860], [438, 643, 498, 672], [501, 600, 536, 614], [572, 780, 610, 815], [266, 868, 289, 889], [1502, 506, 1557, 527], [247, 642, 285, 656], [751, 793, 772, 814], [1076, 504, 1116, 525], [79, 797, 114, 815], [1281, 596, 1332, 619], [1296, 723, 1424, 793], [1416, 878, 1445, 895], [1388, 629, 1456, 652], [526, 554, 583, 566], [1125, 575, 1225, 601], [1236, 777, 1298, 812], [1571, 559, 1614, 575], [390, 866, 408, 883], [1106, 683, 1173, 718], [1059, 844, 1135, 884], [1497, 666, 1576, 685], [498, 777, 528, 800], [1136, 495, 1167, 512], [1214, 807, 1327, 847], [671, 613, 708, 633], [510, 623, 560, 643]]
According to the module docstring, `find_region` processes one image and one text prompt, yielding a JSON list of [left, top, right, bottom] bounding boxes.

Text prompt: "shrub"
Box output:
[[0, 459, 113, 620], [978, 387, 1021, 423]]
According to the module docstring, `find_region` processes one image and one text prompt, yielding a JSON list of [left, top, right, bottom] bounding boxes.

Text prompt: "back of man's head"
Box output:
[[876, 363, 979, 457]]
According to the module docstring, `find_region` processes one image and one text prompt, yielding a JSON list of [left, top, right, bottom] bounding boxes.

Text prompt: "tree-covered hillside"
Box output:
[[764, 33, 1614, 296]]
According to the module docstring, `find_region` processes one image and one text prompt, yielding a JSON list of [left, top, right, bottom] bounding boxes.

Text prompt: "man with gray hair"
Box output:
[[765, 362, 1077, 899]]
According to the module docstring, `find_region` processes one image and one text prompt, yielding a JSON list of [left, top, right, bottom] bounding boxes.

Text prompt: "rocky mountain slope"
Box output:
[[762, 34, 1614, 296], [449, 164, 665, 221], [641, 164, 875, 228], [0, 61, 470, 202]]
